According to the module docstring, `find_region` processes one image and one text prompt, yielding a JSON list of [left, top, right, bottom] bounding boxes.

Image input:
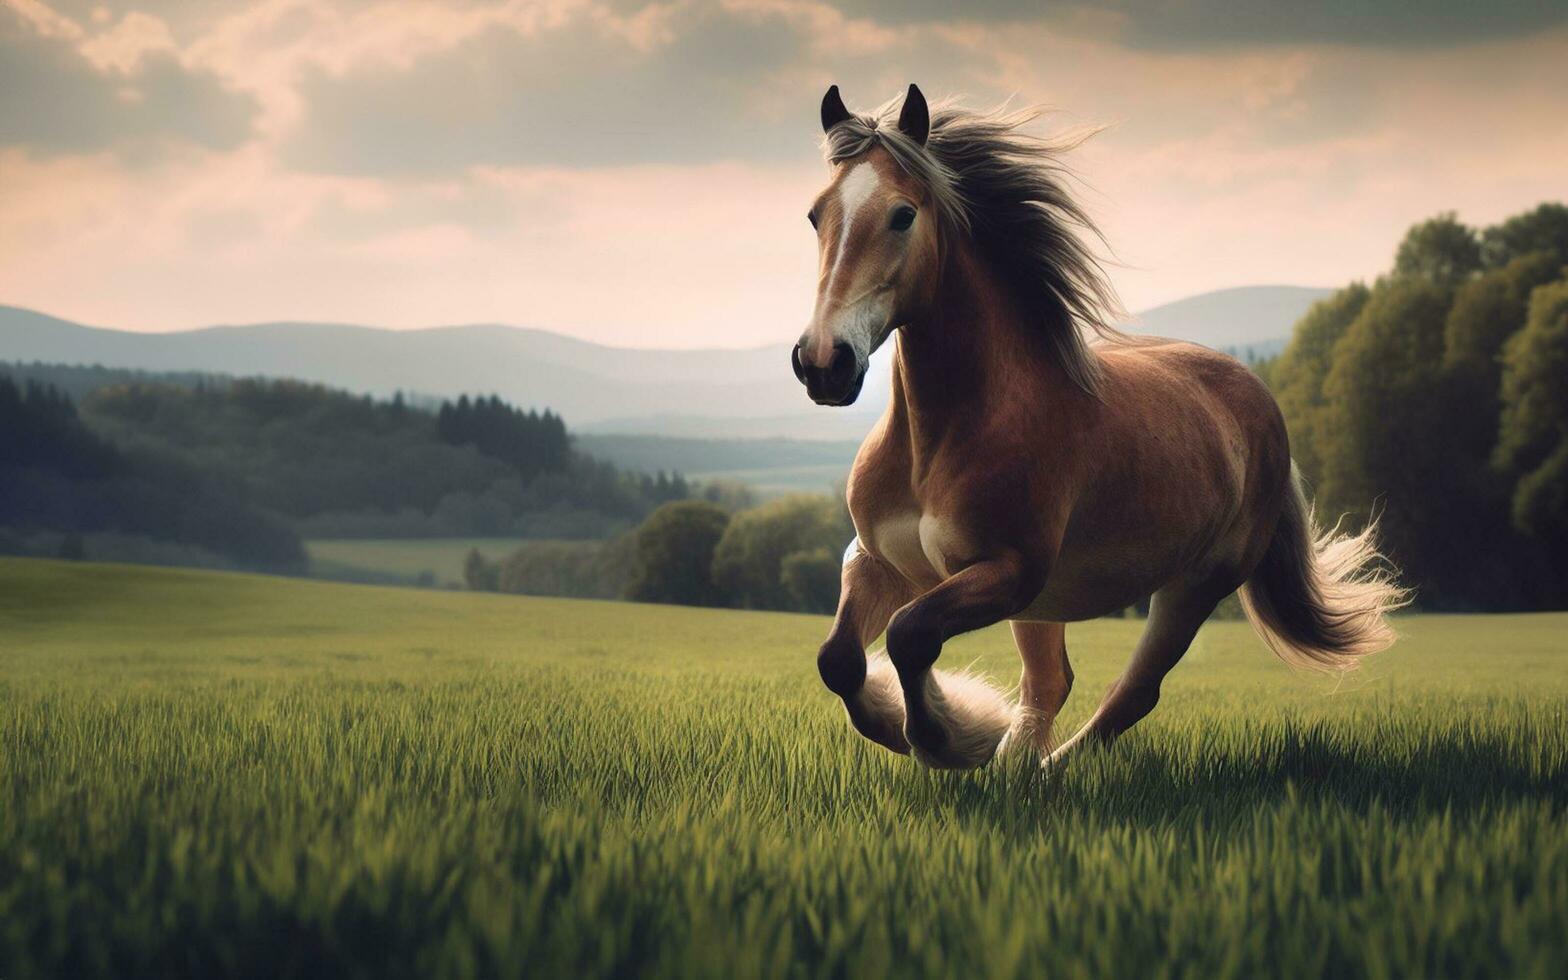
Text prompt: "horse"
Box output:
[[791, 84, 1408, 770]]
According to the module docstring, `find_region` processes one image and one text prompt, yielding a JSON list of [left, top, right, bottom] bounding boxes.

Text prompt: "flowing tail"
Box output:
[[1241, 465, 1411, 672]]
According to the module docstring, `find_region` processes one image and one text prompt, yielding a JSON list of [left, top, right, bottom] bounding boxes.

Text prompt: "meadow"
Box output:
[[1, 557, 1565, 978]]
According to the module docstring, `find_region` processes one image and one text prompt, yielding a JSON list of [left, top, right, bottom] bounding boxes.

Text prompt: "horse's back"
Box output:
[[1097, 338, 1287, 465]]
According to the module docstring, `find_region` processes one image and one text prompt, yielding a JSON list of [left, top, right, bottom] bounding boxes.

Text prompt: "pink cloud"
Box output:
[[2, 1, 1565, 344]]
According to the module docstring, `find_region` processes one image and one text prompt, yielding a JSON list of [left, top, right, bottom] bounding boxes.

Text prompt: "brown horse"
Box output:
[[792, 84, 1408, 769]]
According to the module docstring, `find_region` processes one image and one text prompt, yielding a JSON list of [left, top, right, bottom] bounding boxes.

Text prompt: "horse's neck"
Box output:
[[890, 242, 1070, 466]]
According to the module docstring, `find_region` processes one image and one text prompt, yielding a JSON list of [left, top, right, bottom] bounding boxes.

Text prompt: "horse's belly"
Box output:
[[1020, 536, 1194, 621], [862, 505, 1213, 620], [1017, 573, 1144, 622]]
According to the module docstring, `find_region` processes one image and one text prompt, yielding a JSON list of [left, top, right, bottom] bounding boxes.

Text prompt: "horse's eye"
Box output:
[[890, 206, 917, 231], [807, 209, 819, 229]]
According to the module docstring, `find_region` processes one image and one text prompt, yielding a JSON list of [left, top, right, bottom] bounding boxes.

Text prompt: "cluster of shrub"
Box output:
[[1259, 202, 1568, 610], [464, 494, 853, 614], [0, 369, 698, 573]]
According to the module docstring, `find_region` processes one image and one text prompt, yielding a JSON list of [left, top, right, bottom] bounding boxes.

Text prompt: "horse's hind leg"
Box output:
[[1046, 581, 1228, 765], [816, 543, 916, 754], [997, 621, 1073, 760]]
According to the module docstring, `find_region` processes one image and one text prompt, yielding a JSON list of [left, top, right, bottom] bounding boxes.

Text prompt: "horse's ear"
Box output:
[[821, 85, 852, 133], [897, 83, 929, 146]]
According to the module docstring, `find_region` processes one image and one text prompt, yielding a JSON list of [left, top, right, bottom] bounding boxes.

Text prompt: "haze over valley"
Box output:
[[1, 285, 1324, 444]]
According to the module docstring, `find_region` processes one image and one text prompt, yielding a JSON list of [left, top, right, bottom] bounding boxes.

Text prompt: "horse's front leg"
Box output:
[[817, 542, 916, 754], [886, 554, 1045, 769]]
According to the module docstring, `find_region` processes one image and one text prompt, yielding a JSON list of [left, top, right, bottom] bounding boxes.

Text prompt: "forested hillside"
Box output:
[[0, 377, 304, 572], [82, 380, 692, 540], [1267, 202, 1568, 610], [0, 372, 697, 572]]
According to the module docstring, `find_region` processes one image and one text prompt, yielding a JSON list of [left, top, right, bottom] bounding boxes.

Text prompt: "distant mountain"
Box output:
[[0, 305, 800, 430], [0, 285, 1325, 440], [1127, 285, 1331, 357]]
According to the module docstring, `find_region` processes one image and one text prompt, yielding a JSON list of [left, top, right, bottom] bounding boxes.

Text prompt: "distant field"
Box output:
[[679, 463, 853, 495], [307, 537, 525, 586], [574, 433, 858, 495], [1, 558, 1565, 978]]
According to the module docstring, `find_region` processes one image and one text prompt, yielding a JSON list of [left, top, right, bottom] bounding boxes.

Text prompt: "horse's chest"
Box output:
[[863, 508, 969, 585]]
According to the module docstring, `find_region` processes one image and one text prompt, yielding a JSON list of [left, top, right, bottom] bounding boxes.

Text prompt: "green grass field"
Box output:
[[307, 537, 526, 587], [2, 558, 1565, 978]]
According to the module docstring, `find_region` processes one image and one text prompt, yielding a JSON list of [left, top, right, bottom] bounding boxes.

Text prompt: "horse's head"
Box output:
[[793, 84, 940, 406]]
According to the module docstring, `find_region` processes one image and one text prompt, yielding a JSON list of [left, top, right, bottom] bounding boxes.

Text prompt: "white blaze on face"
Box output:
[[831, 162, 882, 292], [810, 162, 888, 366]]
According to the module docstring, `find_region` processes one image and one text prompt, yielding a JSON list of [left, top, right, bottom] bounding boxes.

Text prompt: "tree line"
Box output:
[[437, 395, 570, 482], [465, 493, 851, 615], [1263, 202, 1568, 610]]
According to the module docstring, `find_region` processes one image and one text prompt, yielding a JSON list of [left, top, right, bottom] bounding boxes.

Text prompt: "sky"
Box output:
[[2, 0, 1566, 348]]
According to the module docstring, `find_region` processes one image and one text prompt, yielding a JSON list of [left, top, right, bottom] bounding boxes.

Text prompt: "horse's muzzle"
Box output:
[[792, 342, 864, 406]]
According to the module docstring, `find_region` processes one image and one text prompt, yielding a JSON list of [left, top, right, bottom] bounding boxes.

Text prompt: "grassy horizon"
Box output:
[[2, 558, 1565, 978], [306, 536, 530, 587]]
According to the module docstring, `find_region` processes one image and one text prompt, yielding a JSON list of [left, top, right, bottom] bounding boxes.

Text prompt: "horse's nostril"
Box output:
[[828, 342, 856, 382], [791, 345, 807, 383]]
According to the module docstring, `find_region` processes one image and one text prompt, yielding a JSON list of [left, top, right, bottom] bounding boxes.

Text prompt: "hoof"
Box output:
[[996, 707, 1055, 761]]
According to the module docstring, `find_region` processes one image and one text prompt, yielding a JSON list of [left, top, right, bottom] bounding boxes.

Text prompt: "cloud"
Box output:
[[274, 0, 1059, 175], [829, 1, 1568, 49], [1, 0, 1565, 349], [279, 3, 839, 174], [1111, 0, 1568, 50], [0, 4, 258, 156], [0, 145, 827, 342]]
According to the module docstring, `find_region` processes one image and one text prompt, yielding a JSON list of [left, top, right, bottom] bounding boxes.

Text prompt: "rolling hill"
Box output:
[[1125, 284, 1332, 357], [0, 285, 1327, 440]]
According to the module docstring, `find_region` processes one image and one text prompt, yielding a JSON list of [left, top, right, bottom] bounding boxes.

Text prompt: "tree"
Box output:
[[436, 393, 570, 481], [1480, 203, 1568, 268], [1442, 252, 1564, 463], [626, 500, 730, 606], [462, 547, 499, 592], [1393, 212, 1481, 286], [780, 547, 842, 614], [711, 495, 852, 610], [1318, 278, 1490, 605], [1445, 252, 1563, 378], [496, 537, 633, 600], [1268, 201, 1568, 610], [701, 480, 757, 512], [1268, 284, 1371, 485], [1496, 278, 1568, 560]]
